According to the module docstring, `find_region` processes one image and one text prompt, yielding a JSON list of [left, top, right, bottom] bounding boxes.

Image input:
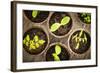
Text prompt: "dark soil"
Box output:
[[46, 44, 70, 61], [69, 30, 91, 54], [23, 28, 48, 55], [24, 10, 49, 23], [49, 12, 72, 36]]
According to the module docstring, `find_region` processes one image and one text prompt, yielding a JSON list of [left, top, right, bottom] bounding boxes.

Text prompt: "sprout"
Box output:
[[50, 16, 70, 32], [52, 53, 60, 61], [23, 35, 45, 50], [32, 10, 38, 18], [55, 45, 61, 55], [72, 30, 88, 50], [52, 45, 61, 61], [80, 13, 91, 24], [50, 23, 60, 32], [61, 16, 70, 25], [23, 35, 30, 46]]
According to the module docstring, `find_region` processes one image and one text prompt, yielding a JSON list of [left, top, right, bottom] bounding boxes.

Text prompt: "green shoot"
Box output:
[[80, 13, 91, 24], [55, 45, 61, 55], [50, 23, 61, 32], [32, 10, 38, 18], [52, 53, 60, 61], [23, 35, 45, 50], [52, 45, 61, 61], [61, 16, 70, 25], [50, 16, 70, 32], [72, 30, 88, 50]]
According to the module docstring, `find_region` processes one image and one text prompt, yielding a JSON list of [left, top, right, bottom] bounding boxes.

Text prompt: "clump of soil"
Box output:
[[24, 10, 49, 23], [46, 44, 70, 61], [69, 30, 91, 54], [23, 28, 48, 55], [49, 12, 72, 36]]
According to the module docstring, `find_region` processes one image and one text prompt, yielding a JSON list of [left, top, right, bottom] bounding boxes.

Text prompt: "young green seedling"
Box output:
[[23, 35, 30, 46], [80, 13, 91, 24], [32, 10, 38, 18], [23, 35, 45, 50], [52, 45, 61, 61], [50, 16, 70, 32], [72, 30, 88, 50]]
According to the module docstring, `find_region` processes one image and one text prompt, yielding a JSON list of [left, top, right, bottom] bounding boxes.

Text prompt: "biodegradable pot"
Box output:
[[23, 27, 49, 55], [68, 29, 91, 54], [77, 13, 91, 24], [24, 10, 49, 23], [48, 12, 72, 38], [46, 43, 70, 61]]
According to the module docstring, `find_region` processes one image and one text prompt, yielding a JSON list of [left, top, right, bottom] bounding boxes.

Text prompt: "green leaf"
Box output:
[[50, 23, 61, 32], [52, 53, 60, 61], [25, 42, 29, 46], [32, 10, 38, 18], [61, 16, 70, 25], [35, 43, 40, 48], [34, 35, 39, 42], [75, 42, 80, 50], [23, 39, 26, 45], [38, 40, 45, 45], [79, 30, 83, 37], [29, 44, 36, 50], [72, 34, 78, 40], [26, 35, 30, 41], [55, 45, 61, 55], [84, 34, 87, 43], [30, 40, 35, 45]]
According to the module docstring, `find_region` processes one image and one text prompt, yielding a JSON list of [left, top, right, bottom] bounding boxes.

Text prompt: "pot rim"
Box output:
[[24, 10, 50, 24], [45, 42, 70, 61], [68, 28, 91, 54], [77, 13, 91, 25], [23, 25, 50, 56]]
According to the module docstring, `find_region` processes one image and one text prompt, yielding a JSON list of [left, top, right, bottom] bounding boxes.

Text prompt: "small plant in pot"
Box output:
[[69, 29, 91, 54], [46, 43, 70, 61], [23, 28, 48, 55], [24, 10, 49, 23], [49, 12, 72, 36], [78, 13, 91, 24]]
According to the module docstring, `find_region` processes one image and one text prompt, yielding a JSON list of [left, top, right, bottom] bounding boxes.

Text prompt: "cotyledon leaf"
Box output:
[[75, 42, 80, 50], [52, 53, 60, 61], [34, 35, 39, 42], [26, 35, 30, 41], [79, 30, 83, 37], [38, 40, 45, 45], [61, 16, 70, 25], [50, 23, 61, 32], [55, 45, 61, 55], [32, 10, 38, 18]]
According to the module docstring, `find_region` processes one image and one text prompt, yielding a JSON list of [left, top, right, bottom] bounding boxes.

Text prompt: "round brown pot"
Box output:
[[23, 26, 49, 55], [48, 12, 72, 38], [68, 29, 91, 54], [45, 43, 70, 61]]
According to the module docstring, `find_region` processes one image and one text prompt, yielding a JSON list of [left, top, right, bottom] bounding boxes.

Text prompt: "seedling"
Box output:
[[72, 30, 87, 50], [23, 35, 45, 50], [50, 16, 70, 32], [52, 45, 61, 61], [32, 10, 39, 18], [80, 13, 91, 24]]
